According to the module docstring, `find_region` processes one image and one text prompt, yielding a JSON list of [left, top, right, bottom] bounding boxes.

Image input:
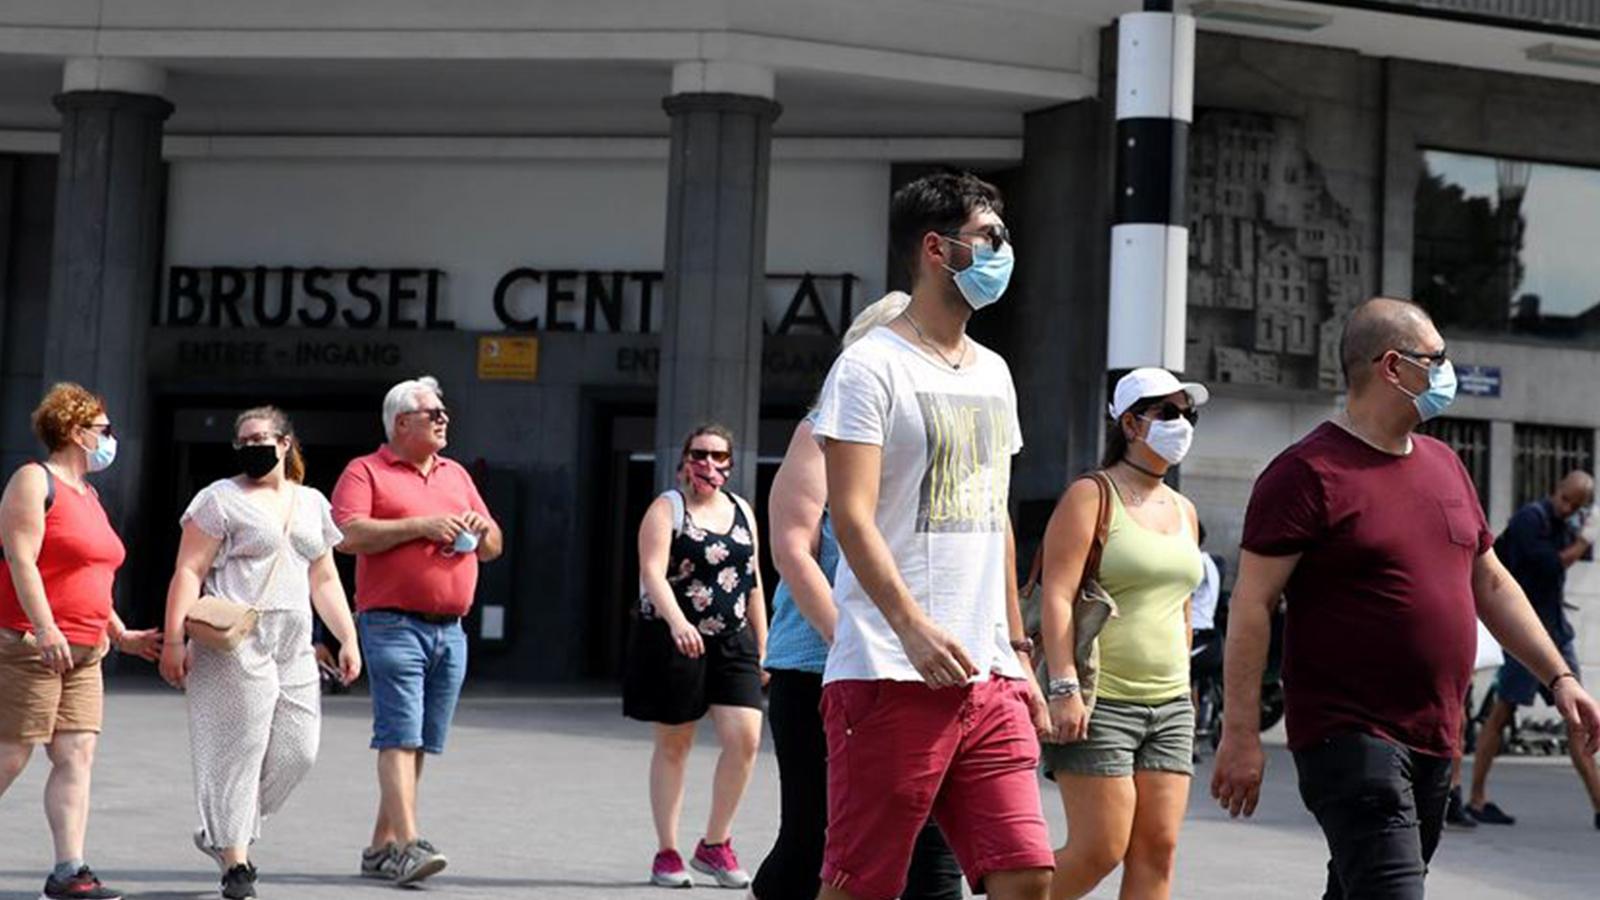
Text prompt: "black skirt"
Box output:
[[622, 617, 764, 724]]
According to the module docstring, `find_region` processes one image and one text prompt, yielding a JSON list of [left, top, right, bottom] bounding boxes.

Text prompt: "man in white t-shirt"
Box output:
[[811, 172, 1053, 900]]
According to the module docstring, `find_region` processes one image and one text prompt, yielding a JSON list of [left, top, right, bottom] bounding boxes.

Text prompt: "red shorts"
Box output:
[[821, 676, 1054, 900]]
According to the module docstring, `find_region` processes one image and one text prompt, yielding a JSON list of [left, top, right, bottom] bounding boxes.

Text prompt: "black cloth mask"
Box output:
[[235, 444, 279, 480]]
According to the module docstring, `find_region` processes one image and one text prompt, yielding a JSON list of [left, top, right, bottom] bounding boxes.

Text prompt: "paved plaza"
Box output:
[[1, 683, 1595, 899]]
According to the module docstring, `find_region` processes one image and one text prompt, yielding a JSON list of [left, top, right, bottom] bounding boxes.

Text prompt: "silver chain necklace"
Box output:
[[903, 310, 967, 370]]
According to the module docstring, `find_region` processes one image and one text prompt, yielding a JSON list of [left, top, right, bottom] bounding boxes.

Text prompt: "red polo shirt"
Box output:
[[331, 445, 494, 617]]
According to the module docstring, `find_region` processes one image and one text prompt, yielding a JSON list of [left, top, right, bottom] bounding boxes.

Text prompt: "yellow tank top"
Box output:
[[1093, 484, 1203, 704]]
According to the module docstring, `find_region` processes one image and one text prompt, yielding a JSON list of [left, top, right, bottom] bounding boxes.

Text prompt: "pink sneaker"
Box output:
[[691, 839, 751, 889], [651, 849, 692, 889]]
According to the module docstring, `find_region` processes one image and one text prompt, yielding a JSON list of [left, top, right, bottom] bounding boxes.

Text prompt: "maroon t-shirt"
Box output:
[[1241, 422, 1492, 758]]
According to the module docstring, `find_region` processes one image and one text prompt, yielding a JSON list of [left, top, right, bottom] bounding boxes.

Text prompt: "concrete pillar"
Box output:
[[653, 62, 781, 497], [1107, 5, 1194, 372], [46, 58, 171, 531], [0, 156, 58, 480], [1488, 419, 1514, 529], [1012, 99, 1112, 517]]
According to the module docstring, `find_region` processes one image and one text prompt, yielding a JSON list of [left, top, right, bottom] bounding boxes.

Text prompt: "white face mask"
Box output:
[[1141, 418, 1194, 465]]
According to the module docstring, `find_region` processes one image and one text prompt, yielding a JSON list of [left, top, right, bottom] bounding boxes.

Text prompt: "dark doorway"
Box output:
[[131, 387, 388, 631], [583, 402, 795, 681]]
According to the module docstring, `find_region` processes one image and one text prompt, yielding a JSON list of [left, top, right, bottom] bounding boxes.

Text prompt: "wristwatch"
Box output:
[[1046, 677, 1080, 700], [1009, 637, 1035, 656]]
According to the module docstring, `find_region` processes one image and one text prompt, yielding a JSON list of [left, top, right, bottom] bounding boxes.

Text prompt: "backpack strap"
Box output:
[[662, 489, 686, 535], [35, 461, 55, 513], [727, 491, 757, 535]]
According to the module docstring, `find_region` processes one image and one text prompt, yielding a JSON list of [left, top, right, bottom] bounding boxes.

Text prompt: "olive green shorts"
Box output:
[[1040, 697, 1194, 779]]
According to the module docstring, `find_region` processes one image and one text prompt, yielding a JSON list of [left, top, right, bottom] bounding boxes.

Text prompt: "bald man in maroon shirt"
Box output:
[[1212, 298, 1600, 900]]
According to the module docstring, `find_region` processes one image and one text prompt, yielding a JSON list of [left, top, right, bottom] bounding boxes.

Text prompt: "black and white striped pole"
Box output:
[[1107, 0, 1194, 372]]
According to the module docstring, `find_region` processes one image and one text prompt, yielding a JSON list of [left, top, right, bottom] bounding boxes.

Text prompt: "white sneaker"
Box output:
[[359, 842, 399, 880], [393, 839, 448, 886]]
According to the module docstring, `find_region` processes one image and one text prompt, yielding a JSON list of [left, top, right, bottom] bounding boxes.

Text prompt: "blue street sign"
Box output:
[[1456, 364, 1501, 398]]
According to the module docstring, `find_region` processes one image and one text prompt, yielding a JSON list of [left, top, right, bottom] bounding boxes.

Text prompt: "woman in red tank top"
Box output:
[[0, 383, 162, 900]]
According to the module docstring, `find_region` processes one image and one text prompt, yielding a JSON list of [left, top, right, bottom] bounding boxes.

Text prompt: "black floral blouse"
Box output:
[[641, 491, 756, 637]]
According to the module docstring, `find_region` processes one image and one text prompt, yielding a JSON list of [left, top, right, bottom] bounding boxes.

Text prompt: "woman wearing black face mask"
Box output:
[[160, 406, 360, 900]]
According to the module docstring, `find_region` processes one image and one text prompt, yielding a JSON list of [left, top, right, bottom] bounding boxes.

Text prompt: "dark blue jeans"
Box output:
[[1294, 732, 1452, 900]]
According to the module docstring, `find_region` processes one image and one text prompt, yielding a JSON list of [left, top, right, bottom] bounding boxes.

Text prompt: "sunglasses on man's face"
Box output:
[[407, 407, 450, 425], [1142, 402, 1199, 425], [941, 224, 1011, 255], [686, 449, 732, 464]]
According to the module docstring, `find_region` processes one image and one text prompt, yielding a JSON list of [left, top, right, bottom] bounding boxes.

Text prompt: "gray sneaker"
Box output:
[[393, 839, 448, 886], [360, 843, 399, 880]]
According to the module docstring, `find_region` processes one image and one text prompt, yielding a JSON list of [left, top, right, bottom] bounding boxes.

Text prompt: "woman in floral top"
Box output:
[[625, 424, 767, 889]]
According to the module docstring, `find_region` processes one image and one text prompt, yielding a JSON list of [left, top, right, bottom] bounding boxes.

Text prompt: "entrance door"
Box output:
[[132, 390, 386, 631], [584, 405, 795, 679]]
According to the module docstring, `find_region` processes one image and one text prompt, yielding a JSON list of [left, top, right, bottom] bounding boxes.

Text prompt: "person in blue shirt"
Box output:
[[1466, 470, 1600, 829]]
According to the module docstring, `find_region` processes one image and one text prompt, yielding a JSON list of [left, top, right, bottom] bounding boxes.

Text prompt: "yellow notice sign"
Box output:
[[476, 336, 539, 381]]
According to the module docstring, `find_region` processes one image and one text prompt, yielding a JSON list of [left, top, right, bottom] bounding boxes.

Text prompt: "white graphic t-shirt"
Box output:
[[812, 325, 1025, 684]]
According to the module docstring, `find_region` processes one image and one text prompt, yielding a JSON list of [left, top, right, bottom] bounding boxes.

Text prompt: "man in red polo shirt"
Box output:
[[1212, 298, 1600, 899], [331, 375, 503, 887]]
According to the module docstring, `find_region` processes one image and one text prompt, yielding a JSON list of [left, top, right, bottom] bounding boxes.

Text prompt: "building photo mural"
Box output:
[[1185, 109, 1370, 390]]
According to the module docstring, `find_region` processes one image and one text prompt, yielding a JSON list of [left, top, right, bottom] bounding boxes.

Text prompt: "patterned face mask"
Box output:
[[685, 457, 729, 492]]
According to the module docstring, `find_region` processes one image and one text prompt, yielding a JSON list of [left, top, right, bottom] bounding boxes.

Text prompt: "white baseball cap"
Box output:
[[1108, 368, 1211, 418]]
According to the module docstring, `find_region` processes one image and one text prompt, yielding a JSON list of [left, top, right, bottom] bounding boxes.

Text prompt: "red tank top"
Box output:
[[0, 465, 126, 646]]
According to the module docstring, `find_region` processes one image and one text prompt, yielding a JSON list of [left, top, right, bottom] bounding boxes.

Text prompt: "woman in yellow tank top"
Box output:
[[1035, 368, 1207, 900]]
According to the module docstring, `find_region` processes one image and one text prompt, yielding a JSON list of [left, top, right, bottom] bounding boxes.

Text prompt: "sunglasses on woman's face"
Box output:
[[83, 423, 114, 438], [1142, 402, 1199, 425], [686, 449, 732, 464]]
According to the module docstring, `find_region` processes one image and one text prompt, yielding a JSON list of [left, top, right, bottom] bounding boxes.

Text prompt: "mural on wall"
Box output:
[[1186, 110, 1370, 390]]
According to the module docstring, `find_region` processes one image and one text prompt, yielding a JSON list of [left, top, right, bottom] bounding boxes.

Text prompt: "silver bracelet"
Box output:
[[1046, 677, 1080, 700]]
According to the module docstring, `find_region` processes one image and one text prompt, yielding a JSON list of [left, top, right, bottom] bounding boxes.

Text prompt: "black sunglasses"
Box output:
[[1375, 347, 1447, 365], [1141, 402, 1198, 425], [941, 225, 1010, 254], [686, 449, 732, 464], [407, 407, 450, 424], [83, 423, 114, 438]]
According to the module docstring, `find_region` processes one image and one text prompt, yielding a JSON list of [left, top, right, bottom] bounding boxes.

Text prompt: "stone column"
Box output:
[[46, 58, 172, 530], [654, 62, 781, 497], [1009, 99, 1113, 547]]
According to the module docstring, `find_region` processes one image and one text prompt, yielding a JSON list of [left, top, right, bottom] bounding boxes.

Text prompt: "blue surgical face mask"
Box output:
[[1567, 511, 1585, 533], [86, 433, 117, 473], [941, 237, 1014, 311], [1396, 357, 1456, 423]]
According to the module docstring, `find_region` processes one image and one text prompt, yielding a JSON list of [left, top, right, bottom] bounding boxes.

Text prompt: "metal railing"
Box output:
[[1513, 423, 1595, 508], [1317, 1, 1600, 34]]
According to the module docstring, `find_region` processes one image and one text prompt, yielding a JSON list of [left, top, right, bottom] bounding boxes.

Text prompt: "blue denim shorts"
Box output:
[[1496, 639, 1580, 707], [358, 610, 468, 754]]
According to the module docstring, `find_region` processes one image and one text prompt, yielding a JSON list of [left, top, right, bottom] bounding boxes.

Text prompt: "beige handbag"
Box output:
[[185, 488, 296, 652]]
